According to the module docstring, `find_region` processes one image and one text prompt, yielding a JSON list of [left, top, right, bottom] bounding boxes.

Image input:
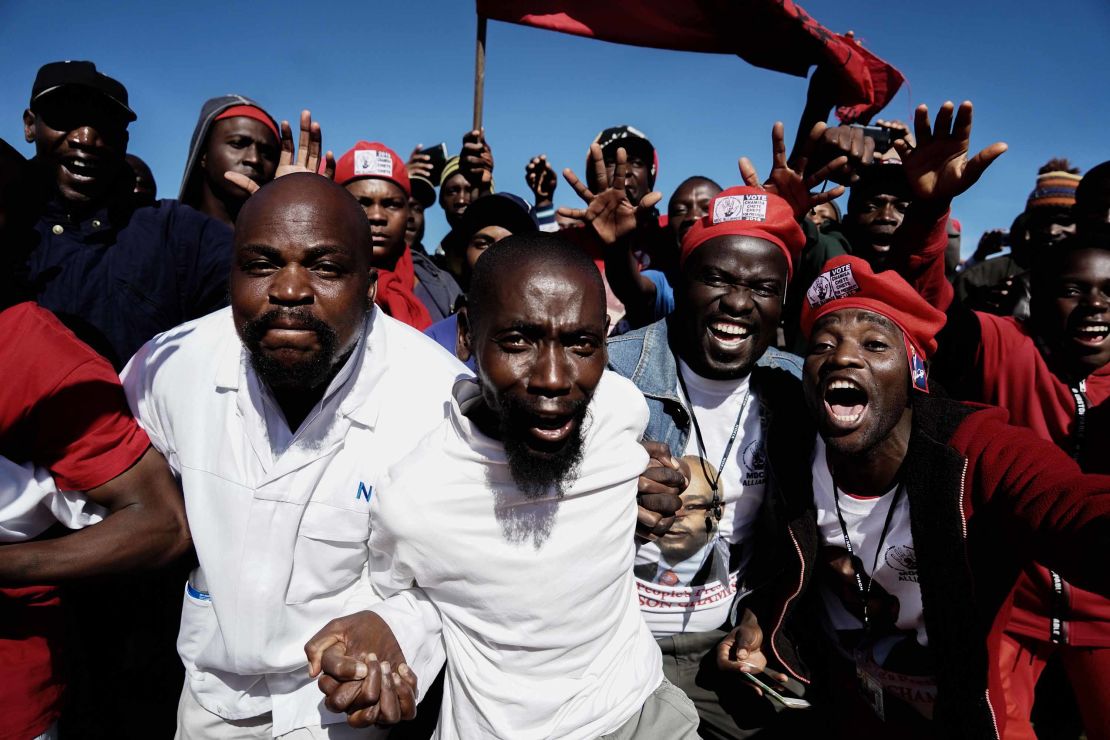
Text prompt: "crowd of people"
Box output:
[[1, 57, 1108, 740]]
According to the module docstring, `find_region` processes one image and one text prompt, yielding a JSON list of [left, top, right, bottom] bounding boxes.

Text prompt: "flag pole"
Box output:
[[473, 14, 487, 130]]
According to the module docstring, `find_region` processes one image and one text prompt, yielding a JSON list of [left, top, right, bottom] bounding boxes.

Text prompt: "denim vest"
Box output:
[[606, 318, 803, 456]]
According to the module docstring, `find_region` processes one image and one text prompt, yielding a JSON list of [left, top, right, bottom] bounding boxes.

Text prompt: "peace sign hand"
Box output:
[[557, 144, 663, 246], [739, 122, 847, 221], [894, 101, 1007, 204]]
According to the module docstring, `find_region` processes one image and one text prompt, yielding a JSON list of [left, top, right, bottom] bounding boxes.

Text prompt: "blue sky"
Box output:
[[2, 0, 1108, 254]]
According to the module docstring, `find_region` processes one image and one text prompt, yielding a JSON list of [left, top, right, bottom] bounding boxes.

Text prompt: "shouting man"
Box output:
[[306, 233, 700, 739]]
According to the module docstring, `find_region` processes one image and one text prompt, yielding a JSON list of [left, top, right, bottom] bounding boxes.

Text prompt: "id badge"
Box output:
[[854, 651, 885, 721]]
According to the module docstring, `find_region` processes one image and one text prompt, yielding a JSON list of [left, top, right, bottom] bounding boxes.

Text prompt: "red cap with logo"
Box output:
[[335, 141, 411, 196], [801, 255, 947, 392], [679, 186, 805, 281]]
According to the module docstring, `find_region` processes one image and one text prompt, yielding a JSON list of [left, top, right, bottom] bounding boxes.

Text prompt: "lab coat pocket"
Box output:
[[286, 502, 371, 605], [178, 581, 218, 674]]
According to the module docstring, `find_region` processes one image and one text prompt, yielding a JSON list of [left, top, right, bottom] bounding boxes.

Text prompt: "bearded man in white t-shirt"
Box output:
[[305, 233, 700, 740]]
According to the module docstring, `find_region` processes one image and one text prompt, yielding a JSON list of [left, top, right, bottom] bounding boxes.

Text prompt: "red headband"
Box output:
[[214, 105, 279, 141]]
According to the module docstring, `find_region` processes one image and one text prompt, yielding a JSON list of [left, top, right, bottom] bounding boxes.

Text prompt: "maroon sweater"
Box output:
[[905, 204, 1110, 647]]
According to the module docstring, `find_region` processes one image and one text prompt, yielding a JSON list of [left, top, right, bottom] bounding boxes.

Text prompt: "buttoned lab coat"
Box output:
[[122, 306, 469, 735]]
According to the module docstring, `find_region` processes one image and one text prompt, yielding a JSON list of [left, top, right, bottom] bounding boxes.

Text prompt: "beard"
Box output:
[[493, 392, 590, 499], [241, 308, 342, 391]]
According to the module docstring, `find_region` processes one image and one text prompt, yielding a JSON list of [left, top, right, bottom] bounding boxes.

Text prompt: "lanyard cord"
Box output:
[[676, 364, 751, 523], [1069, 379, 1088, 460], [1047, 379, 1089, 644], [831, 479, 903, 631]]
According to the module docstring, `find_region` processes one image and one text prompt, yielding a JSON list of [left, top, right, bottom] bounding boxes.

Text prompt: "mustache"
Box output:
[[241, 308, 335, 343]]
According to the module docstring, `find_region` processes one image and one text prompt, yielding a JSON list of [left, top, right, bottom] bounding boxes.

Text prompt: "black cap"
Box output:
[[30, 61, 136, 122], [460, 193, 539, 240], [587, 124, 657, 190], [593, 124, 654, 157]]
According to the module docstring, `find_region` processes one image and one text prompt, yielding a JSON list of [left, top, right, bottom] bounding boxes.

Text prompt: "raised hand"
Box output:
[[557, 143, 662, 246], [894, 101, 1007, 205], [406, 146, 434, 182], [738, 122, 847, 221], [460, 129, 494, 193], [225, 109, 335, 194], [525, 154, 557, 206], [305, 610, 418, 727], [873, 118, 915, 151]]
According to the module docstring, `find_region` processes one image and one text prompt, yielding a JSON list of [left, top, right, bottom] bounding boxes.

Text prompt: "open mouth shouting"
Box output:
[[527, 412, 577, 445], [823, 377, 870, 431]]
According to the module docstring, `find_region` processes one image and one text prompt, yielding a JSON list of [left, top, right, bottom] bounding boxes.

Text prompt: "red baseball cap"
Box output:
[[801, 255, 947, 391], [335, 141, 411, 197], [680, 186, 805, 280]]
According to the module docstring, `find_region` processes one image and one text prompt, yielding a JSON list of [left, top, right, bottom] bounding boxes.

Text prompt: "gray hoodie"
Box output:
[[179, 94, 278, 207]]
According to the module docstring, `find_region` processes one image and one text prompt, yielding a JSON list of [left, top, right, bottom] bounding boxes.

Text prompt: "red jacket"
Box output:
[[907, 205, 1110, 648], [747, 393, 1110, 739]]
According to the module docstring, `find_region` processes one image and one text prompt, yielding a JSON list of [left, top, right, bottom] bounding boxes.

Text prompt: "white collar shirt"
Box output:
[[121, 306, 468, 736]]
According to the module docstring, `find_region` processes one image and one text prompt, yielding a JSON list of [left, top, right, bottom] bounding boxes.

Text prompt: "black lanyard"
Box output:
[[676, 365, 751, 524], [832, 481, 903, 631], [1047, 379, 1088, 644], [1069, 379, 1089, 460]]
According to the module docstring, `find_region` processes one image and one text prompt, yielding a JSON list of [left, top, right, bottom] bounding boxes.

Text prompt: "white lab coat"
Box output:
[[122, 306, 468, 736]]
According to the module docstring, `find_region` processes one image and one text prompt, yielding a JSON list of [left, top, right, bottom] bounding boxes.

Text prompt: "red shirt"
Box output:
[[0, 302, 150, 738]]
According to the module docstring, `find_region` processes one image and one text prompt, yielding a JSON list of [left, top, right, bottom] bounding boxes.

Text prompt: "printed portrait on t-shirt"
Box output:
[[635, 457, 729, 589]]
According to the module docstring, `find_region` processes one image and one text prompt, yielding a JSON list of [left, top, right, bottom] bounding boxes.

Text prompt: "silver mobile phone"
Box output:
[[740, 671, 812, 710]]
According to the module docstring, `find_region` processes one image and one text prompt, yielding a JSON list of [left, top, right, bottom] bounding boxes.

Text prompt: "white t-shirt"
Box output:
[[635, 360, 766, 637], [369, 372, 663, 740], [812, 437, 936, 717]]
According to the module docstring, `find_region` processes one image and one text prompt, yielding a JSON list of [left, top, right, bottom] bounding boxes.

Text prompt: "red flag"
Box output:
[[475, 0, 904, 123]]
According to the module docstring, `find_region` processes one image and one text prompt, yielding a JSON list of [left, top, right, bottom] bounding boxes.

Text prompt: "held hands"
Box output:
[[225, 110, 336, 195], [558, 143, 663, 246], [304, 611, 418, 727], [525, 154, 557, 207], [636, 441, 690, 541], [460, 129, 494, 193], [894, 101, 1007, 205], [739, 122, 847, 221]]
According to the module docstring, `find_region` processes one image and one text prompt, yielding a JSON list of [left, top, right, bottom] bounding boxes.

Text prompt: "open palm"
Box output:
[[558, 143, 661, 246], [896, 101, 1007, 203]]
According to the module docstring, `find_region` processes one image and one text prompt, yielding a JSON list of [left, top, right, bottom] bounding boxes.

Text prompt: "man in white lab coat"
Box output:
[[121, 173, 468, 738]]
